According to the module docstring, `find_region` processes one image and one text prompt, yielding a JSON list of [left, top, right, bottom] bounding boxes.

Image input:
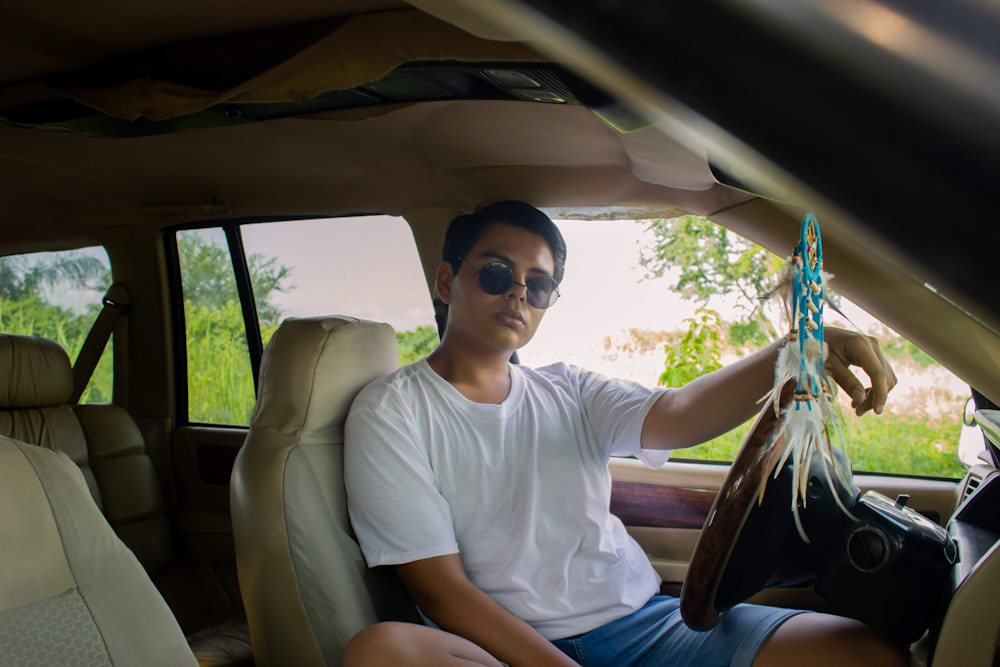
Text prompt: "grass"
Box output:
[[673, 408, 966, 479]]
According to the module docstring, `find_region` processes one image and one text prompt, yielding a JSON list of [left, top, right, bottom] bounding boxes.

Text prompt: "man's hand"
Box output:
[[823, 326, 898, 416]]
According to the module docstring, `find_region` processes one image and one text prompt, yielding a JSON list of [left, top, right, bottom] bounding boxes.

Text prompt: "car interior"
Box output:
[[1, 1, 998, 666]]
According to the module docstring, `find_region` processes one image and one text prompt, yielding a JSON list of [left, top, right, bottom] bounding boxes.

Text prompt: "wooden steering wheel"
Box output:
[[679, 378, 855, 630]]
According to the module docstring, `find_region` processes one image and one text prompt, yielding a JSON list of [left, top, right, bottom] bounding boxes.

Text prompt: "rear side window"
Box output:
[[0, 247, 113, 403], [174, 216, 435, 426]]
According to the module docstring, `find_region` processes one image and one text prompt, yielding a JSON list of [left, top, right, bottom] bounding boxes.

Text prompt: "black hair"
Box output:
[[441, 200, 567, 283]]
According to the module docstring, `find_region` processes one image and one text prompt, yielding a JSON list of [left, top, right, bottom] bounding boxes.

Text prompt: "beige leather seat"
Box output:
[[0, 433, 197, 665], [231, 316, 418, 667], [0, 333, 253, 666]]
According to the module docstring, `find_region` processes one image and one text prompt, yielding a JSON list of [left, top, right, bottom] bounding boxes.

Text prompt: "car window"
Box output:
[[175, 216, 435, 426], [522, 216, 968, 479], [0, 247, 113, 403], [172, 212, 969, 478]]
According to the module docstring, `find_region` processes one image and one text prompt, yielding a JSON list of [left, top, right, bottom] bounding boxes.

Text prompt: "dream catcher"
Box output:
[[765, 213, 853, 542], [681, 215, 947, 639]]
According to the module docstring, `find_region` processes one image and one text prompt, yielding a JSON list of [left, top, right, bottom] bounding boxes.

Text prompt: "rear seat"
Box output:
[[0, 333, 254, 666]]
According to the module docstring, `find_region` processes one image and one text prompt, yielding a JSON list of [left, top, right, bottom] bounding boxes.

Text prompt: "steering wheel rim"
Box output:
[[679, 378, 800, 631]]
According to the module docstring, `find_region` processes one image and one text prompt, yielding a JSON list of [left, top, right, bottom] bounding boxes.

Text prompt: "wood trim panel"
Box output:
[[610, 480, 717, 529]]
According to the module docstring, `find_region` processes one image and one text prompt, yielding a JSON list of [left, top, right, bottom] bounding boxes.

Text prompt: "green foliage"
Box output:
[[640, 215, 783, 338], [185, 300, 257, 424], [671, 424, 749, 463], [658, 309, 725, 387], [0, 294, 94, 341], [838, 412, 965, 477], [671, 412, 966, 479], [881, 336, 937, 368], [176, 231, 292, 327], [397, 325, 439, 366], [727, 319, 769, 349]]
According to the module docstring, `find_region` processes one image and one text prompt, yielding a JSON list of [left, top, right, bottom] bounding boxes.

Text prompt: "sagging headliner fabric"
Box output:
[[0, 8, 543, 121]]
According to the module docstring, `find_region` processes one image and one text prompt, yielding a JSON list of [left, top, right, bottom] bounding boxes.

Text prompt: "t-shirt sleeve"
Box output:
[[344, 384, 459, 567], [573, 365, 671, 467]]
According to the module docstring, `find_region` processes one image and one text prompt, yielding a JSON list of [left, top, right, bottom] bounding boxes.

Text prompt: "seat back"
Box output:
[[0, 434, 197, 665], [0, 333, 254, 665], [231, 316, 417, 667], [0, 334, 173, 573]]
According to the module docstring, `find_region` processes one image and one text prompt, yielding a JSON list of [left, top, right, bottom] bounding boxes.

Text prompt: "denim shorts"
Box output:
[[550, 595, 806, 667]]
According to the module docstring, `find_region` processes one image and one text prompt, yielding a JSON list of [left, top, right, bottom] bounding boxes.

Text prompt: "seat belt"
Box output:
[[72, 282, 130, 403]]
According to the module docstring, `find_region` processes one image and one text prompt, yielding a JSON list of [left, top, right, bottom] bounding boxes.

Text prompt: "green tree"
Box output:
[[397, 325, 439, 365], [177, 232, 292, 327], [0, 251, 108, 301], [658, 309, 724, 387], [0, 294, 99, 347], [640, 215, 784, 341]]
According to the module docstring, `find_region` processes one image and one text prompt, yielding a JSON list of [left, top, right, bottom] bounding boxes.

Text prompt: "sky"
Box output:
[[242, 216, 700, 353], [516, 220, 703, 367]]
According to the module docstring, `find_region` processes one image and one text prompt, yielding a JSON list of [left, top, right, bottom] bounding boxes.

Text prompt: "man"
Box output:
[[343, 201, 905, 666]]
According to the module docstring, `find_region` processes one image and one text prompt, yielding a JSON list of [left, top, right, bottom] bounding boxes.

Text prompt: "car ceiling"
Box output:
[[0, 1, 398, 84]]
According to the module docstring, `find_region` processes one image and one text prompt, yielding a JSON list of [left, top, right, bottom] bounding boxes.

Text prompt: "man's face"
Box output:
[[439, 222, 558, 354]]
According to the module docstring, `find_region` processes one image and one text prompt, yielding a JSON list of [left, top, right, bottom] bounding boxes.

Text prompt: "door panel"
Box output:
[[171, 424, 247, 604], [610, 459, 725, 592]]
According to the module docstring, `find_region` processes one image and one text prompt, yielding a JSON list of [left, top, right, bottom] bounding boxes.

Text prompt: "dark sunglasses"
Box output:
[[458, 257, 561, 309]]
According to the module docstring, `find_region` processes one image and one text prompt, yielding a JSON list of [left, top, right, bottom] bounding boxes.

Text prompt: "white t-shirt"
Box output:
[[344, 358, 669, 640]]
